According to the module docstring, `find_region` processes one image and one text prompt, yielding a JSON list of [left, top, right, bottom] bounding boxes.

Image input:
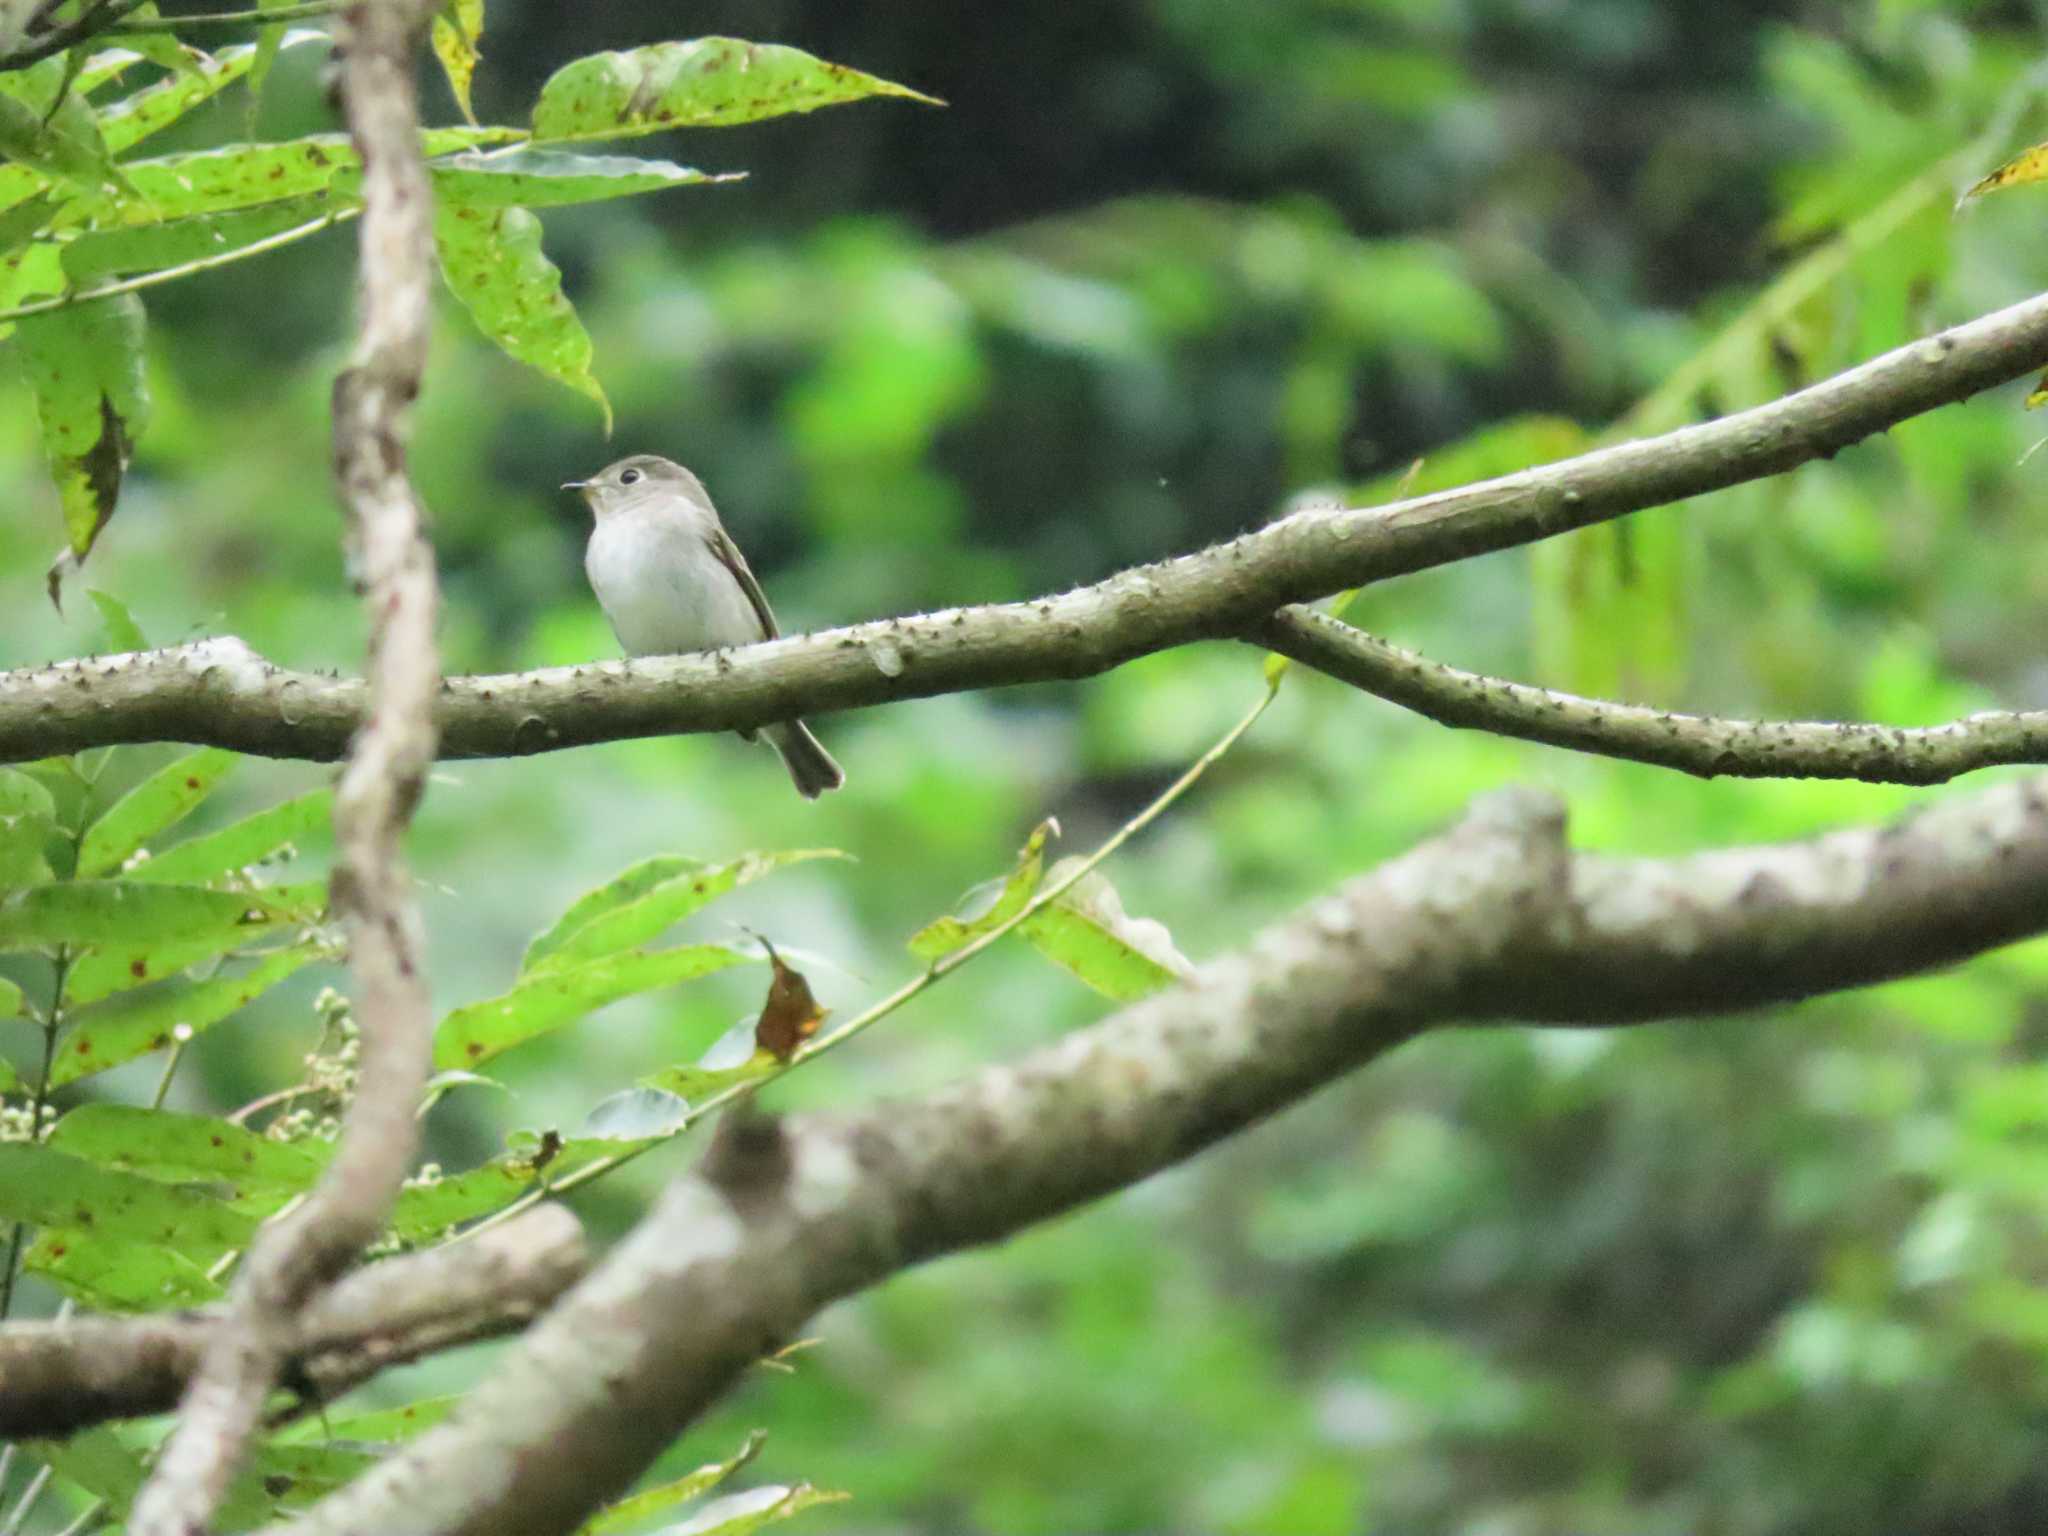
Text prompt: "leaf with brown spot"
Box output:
[[530, 36, 941, 144], [18, 295, 150, 603], [753, 938, 826, 1062]]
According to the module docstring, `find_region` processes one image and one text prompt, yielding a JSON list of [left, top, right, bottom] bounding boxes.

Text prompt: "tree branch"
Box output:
[[262, 767, 2048, 1536], [128, 1, 442, 1529], [1261, 609, 2048, 784], [9, 289, 2048, 774], [0, 0, 149, 71], [0, 1205, 584, 1441]]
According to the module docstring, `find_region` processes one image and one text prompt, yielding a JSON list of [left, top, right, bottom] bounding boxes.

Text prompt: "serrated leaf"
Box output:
[[18, 293, 149, 567], [530, 850, 841, 974], [907, 820, 1056, 961], [434, 942, 752, 1070], [665, 1483, 850, 1536], [1963, 142, 2048, 201], [78, 124, 514, 227], [49, 1103, 330, 1195], [1017, 862, 1190, 1002], [432, 147, 730, 208], [86, 587, 147, 650], [0, 878, 322, 955], [51, 943, 324, 1086], [0, 1141, 254, 1256], [434, 203, 609, 427], [531, 37, 940, 143], [431, 0, 484, 124], [130, 786, 331, 886], [581, 1432, 767, 1536], [63, 194, 339, 286], [59, 901, 321, 1008], [97, 32, 326, 155], [77, 747, 237, 877], [113, 6, 208, 78], [523, 854, 700, 973], [27, 1225, 225, 1310]]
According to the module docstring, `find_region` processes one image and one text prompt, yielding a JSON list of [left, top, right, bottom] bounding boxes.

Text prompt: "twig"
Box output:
[[0, 0, 150, 71], [1260, 609, 2048, 785], [0, 1205, 585, 1440], [127, 1, 443, 1530]]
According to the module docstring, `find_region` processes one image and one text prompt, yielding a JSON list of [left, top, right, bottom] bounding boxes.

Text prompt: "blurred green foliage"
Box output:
[[8, 0, 2048, 1532]]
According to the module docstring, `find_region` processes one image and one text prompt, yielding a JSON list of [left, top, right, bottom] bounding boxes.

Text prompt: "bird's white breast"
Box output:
[[585, 507, 762, 658]]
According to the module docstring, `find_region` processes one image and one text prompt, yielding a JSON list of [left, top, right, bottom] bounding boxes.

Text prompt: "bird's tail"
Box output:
[[767, 720, 845, 800]]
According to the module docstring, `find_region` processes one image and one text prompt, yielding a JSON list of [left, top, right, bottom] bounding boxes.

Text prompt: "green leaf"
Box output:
[[0, 878, 323, 956], [97, 32, 327, 155], [0, 82, 118, 194], [661, 1484, 850, 1536], [86, 588, 147, 651], [51, 944, 325, 1086], [244, 1, 308, 133], [0, 766, 57, 888], [431, 0, 484, 124], [48, 1103, 330, 1196], [907, 820, 1056, 961], [77, 747, 237, 878], [523, 854, 700, 973], [434, 942, 751, 1070], [431, 147, 732, 208], [433, 203, 609, 427], [130, 787, 331, 886], [581, 1432, 766, 1535], [61, 193, 338, 285], [274, 1394, 460, 1444], [528, 850, 841, 974], [33, 1427, 149, 1516], [0, 1141, 255, 1257], [112, 6, 208, 78], [0, 1052, 18, 1091], [1016, 862, 1191, 1002], [0, 187, 55, 253], [0, 975, 24, 1019], [26, 1226, 224, 1310], [18, 293, 150, 566], [641, 1053, 776, 1105], [59, 905, 322, 1008], [388, 1131, 657, 1240], [81, 125, 514, 227], [531, 37, 941, 143]]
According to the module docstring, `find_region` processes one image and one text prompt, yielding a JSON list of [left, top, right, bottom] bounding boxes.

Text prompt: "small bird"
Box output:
[[565, 454, 845, 799]]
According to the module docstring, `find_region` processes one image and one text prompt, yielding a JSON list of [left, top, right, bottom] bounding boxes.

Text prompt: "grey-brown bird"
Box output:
[[564, 454, 844, 799]]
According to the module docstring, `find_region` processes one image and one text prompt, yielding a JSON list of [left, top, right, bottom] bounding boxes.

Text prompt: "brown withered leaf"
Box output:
[[753, 938, 827, 1062]]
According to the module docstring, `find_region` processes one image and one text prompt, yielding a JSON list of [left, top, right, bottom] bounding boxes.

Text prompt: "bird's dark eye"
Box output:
[[618, 467, 642, 486]]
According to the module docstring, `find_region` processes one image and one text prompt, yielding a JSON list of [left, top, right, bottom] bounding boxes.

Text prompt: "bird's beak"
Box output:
[[560, 479, 589, 492]]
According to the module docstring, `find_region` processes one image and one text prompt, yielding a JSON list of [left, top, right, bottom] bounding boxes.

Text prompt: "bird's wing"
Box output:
[[704, 523, 780, 641]]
